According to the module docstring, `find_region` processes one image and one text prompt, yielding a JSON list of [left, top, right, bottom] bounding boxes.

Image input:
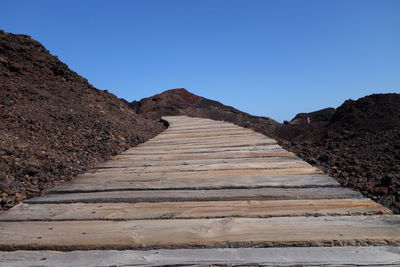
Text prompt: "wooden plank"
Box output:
[[121, 145, 285, 155], [166, 123, 233, 129], [154, 129, 255, 136], [1, 199, 390, 221], [1, 216, 399, 250], [168, 119, 228, 123], [131, 140, 278, 151], [1, 247, 399, 266], [140, 138, 271, 148], [168, 119, 228, 124], [144, 136, 270, 145], [149, 133, 264, 142], [95, 156, 301, 168], [78, 168, 324, 181], [112, 151, 296, 162], [114, 151, 296, 161], [50, 174, 339, 193], [150, 133, 265, 142], [160, 127, 247, 134], [164, 125, 243, 131], [25, 187, 363, 204], [91, 160, 314, 174], [164, 125, 242, 129]]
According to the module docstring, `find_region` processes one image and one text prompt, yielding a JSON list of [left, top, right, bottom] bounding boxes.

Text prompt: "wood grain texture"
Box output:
[[95, 156, 301, 168], [1, 199, 390, 221], [26, 187, 363, 204], [131, 140, 278, 151], [1, 216, 399, 250], [113, 151, 297, 161], [50, 174, 339, 193], [75, 168, 325, 182], [1, 247, 399, 266], [121, 144, 285, 154], [91, 161, 314, 174]]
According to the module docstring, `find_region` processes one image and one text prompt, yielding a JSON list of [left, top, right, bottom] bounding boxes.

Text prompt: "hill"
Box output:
[[130, 88, 280, 137], [0, 30, 165, 210]]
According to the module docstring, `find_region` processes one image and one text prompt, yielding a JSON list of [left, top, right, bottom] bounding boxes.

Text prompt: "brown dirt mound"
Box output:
[[0, 30, 165, 210]]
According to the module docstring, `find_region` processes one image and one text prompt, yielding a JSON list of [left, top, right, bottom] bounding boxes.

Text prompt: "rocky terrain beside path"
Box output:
[[133, 89, 400, 213], [0, 30, 166, 210], [279, 93, 400, 213]]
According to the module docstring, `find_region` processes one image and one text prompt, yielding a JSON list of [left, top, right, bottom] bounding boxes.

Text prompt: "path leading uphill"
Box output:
[[0, 116, 399, 266]]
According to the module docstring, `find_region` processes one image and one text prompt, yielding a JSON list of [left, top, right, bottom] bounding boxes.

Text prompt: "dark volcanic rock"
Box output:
[[131, 88, 280, 138], [274, 108, 336, 140], [0, 30, 166, 210], [279, 94, 400, 213], [291, 108, 336, 127]]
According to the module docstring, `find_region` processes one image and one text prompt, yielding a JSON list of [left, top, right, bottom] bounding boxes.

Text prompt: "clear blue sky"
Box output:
[[1, 0, 399, 121]]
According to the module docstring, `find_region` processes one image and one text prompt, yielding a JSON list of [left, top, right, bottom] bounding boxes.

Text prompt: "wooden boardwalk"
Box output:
[[0, 115, 399, 266]]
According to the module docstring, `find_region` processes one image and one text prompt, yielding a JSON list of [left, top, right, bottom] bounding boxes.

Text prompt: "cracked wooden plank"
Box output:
[[1, 216, 399, 250], [1, 199, 390, 221]]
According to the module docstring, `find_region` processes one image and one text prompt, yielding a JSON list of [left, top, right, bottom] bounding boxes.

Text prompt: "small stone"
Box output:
[[26, 166, 40, 176]]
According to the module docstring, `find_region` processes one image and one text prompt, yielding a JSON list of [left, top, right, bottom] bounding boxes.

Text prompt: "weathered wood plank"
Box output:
[[1, 247, 399, 266], [25, 187, 363, 204], [138, 139, 273, 149], [73, 171, 328, 183], [162, 124, 249, 131], [149, 133, 264, 141], [95, 156, 300, 168], [160, 127, 248, 134], [92, 160, 314, 174], [50, 174, 339, 193], [164, 124, 244, 131], [1, 216, 399, 250], [152, 130, 257, 137], [159, 132, 249, 138], [1, 199, 390, 221], [121, 145, 285, 155], [114, 151, 296, 161], [143, 136, 270, 145], [77, 168, 324, 182], [132, 140, 278, 151], [165, 123, 235, 130]]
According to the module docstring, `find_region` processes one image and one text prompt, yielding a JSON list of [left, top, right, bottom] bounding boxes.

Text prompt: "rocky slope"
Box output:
[[0, 30, 165, 210], [133, 90, 400, 213], [280, 94, 400, 213]]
